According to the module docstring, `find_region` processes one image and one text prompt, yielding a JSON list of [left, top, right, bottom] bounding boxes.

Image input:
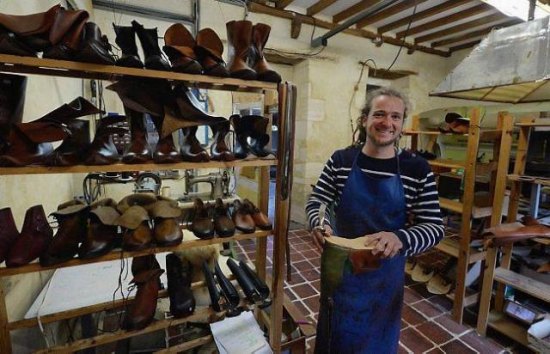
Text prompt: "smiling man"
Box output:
[[306, 87, 444, 353]]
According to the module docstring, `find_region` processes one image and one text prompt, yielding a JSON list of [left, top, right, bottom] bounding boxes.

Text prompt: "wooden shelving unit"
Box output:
[[405, 109, 514, 324], [0, 55, 297, 353], [477, 117, 550, 349]]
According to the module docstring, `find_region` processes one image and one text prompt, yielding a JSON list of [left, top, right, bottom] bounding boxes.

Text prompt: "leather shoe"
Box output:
[[213, 198, 235, 237], [123, 268, 164, 330], [190, 198, 214, 239]]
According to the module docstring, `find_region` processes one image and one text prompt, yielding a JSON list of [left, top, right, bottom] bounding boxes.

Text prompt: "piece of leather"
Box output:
[[6, 205, 53, 267], [117, 193, 158, 214], [0, 5, 60, 37], [195, 28, 229, 77], [485, 222, 550, 246], [123, 268, 164, 330], [78, 205, 120, 259], [163, 23, 202, 75], [226, 20, 256, 80], [166, 253, 195, 318], [0, 207, 19, 264]]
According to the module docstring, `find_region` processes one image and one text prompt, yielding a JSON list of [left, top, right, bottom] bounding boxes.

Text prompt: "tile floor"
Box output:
[[234, 229, 533, 354]]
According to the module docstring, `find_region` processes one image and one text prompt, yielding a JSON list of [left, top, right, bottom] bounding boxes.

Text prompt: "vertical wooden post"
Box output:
[[0, 283, 11, 353]]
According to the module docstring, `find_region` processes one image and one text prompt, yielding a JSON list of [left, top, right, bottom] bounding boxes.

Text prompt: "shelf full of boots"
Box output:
[[403, 109, 514, 324], [476, 116, 550, 349], [0, 4, 297, 353]]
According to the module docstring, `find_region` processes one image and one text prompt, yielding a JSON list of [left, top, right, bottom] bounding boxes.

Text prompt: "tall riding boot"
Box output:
[[166, 253, 196, 318], [161, 84, 225, 138], [132, 20, 170, 71], [247, 115, 274, 158], [0, 73, 26, 154], [84, 114, 128, 165], [210, 120, 234, 161], [195, 28, 229, 77], [112, 23, 143, 68], [40, 202, 89, 266], [0, 208, 19, 264], [6, 205, 53, 267], [226, 20, 256, 80], [75, 22, 115, 65], [123, 268, 164, 330], [250, 23, 281, 83], [122, 107, 152, 164], [163, 23, 202, 74], [229, 114, 251, 159], [180, 126, 209, 162]]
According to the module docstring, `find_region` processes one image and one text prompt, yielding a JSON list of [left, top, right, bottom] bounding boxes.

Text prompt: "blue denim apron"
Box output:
[[316, 149, 406, 354]]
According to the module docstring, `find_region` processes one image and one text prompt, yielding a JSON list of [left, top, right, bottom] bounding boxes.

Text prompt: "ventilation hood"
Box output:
[[430, 16, 550, 104]]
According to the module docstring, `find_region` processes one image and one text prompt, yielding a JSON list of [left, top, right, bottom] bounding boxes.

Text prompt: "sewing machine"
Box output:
[[181, 170, 231, 203]]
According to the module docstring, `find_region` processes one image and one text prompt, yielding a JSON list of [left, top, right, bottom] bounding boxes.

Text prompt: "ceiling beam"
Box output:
[[395, 3, 493, 38], [449, 39, 481, 53], [377, 0, 473, 34], [276, 0, 294, 9], [356, 0, 430, 29], [247, 1, 450, 57], [431, 20, 519, 48], [332, 0, 380, 23], [414, 13, 505, 44], [307, 0, 337, 16]]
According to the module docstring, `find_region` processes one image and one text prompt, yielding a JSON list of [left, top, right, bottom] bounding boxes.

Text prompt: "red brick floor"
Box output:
[[234, 230, 533, 353]]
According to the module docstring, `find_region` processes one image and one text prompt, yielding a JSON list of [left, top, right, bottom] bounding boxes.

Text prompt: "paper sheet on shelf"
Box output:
[[210, 311, 272, 354], [25, 254, 168, 319]]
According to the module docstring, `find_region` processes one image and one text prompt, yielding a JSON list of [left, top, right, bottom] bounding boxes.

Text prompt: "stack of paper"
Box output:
[[210, 311, 272, 354]]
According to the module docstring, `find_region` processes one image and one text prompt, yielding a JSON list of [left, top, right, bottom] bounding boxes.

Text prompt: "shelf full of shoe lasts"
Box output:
[[406, 109, 514, 324], [476, 117, 550, 349], [0, 59, 296, 354]]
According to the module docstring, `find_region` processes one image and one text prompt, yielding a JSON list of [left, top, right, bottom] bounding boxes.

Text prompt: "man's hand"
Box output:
[[364, 231, 403, 258], [311, 225, 333, 252]]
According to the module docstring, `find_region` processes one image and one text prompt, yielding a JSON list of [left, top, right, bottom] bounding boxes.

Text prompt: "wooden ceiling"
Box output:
[[248, 0, 533, 57]]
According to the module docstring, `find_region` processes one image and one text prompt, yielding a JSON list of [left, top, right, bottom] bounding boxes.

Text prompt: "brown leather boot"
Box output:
[[6, 205, 53, 267], [84, 114, 127, 165], [249, 23, 281, 83], [131, 254, 160, 277], [122, 107, 152, 164], [0, 124, 56, 167], [180, 126, 210, 162], [117, 205, 153, 251], [78, 199, 121, 259], [0, 208, 19, 264], [123, 268, 164, 330], [75, 22, 115, 65], [42, 7, 89, 60], [213, 198, 235, 237], [232, 199, 255, 234], [150, 200, 183, 246], [40, 202, 89, 266], [190, 198, 215, 239], [226, 20, 256, 80], [163, 23, 202, 74], [210, 121, 235, 161], [195, 28, 229, 77], [243, 199, 272, 230]]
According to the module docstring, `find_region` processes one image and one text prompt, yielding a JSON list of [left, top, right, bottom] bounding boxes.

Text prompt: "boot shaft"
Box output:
[[113, 23, 139, 56], [0, 73, 26, 137], [132, 20, 162, 57]]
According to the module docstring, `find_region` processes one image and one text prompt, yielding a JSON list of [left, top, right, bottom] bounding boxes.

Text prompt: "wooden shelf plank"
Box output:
[[0, 54, 277, 92], [439, 197, 464, 213], [0, 230, 271, 277], [515, 119, 550, 127], [429, 159, 466, 169], [487, 311, 532, 348], [0, 159, 277, 176], [402, 130, 441, 135], [507, 174, 550, 187], [493, 267, 550, 302], [435, 237, 485, 263]]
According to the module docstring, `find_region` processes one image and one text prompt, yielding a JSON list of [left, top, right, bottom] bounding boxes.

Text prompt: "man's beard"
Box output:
[[367, 131, 399, 147]]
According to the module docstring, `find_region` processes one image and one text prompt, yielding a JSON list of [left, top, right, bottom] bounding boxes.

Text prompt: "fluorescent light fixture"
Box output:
[[481, 0, 550, 21]]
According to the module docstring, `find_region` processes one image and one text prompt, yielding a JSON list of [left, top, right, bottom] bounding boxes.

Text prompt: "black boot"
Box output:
[[132, 20, 170, 71], [166, 253, 196, 318], [75, 22, 115, 65], [0, 74, 26, 154], [210, 121, 235, 161], [112, 23, 143, 68], [229, 114, 251, 159], [247, 115, 274, 158]]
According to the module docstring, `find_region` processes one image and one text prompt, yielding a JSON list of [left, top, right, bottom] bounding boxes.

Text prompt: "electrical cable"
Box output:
[[384, 0, 418, 72], [348, 59, 377, 143]]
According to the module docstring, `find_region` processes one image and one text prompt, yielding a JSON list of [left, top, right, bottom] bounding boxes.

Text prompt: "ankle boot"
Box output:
[[195, 28, 229, 77], [0, 74, 26, 155], [180, 126, 209, 162], [122, 108, 152, 164], [112, 23, 143, 68], [40, 202, 89, 266], [132, 20, 170, 71], [123, 268, 164, 330], [0, 208, 19, 264], [226, 20, 256, 80], [163, 23, 202, 74], [247, 115, 274, 158], [243, 199, 272, 230], [117, 205, 153, 251], [249, 23, 281, 83], [229, 114, 251, 159], [6, 205, 53, 267], [79, 199, 120, 259], [161, 84, 225, 138], [166, 253, 196, 318], [84, 114, 128, 165], [46, 120, 89, 166], [149, 115, 180, 164], [75, 22, 115, 65], [213, 198, 235, 237], [232, 199, 255, 234], [210, 121, 235, 161], [150, 200, 183, 247], [190, 198, 214, 239]]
